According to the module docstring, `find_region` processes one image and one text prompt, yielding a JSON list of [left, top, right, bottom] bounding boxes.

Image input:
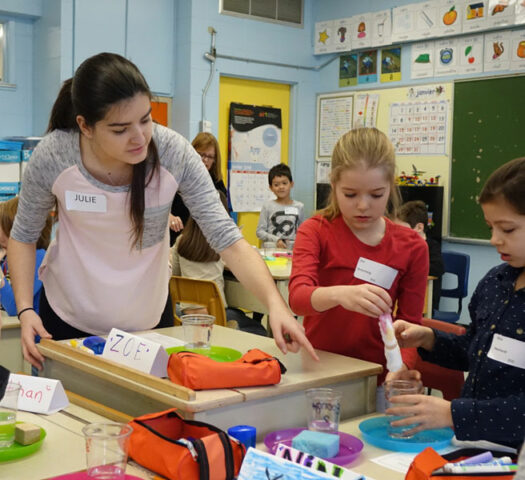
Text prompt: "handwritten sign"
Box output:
[[1, 374, 69, 414], [102, 328, 169, 377]]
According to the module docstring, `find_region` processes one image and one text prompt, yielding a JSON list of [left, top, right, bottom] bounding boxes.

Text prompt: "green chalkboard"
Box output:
[[450, 75, 525, 240]]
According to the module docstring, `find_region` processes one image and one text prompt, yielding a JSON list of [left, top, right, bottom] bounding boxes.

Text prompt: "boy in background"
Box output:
[[256, 163, 304, 249], [398, 200, 444, 314]]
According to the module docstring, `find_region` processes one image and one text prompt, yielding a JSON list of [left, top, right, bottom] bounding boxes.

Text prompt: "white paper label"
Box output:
[[2, 373, 69, 414], [65, 190, 107, 212], [102, 328, 169, 377], [284, 207, 299, 215], [354, 257, 398, 289], [487, 333, 525, 370]]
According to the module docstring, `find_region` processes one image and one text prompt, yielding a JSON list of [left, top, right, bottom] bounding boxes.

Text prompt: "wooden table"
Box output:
[[38, 326, 382, 441], [1, 399, 154, 480]]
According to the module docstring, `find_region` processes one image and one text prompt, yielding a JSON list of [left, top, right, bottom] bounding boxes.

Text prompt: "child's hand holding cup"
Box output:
[[384, 379, 423, 439]]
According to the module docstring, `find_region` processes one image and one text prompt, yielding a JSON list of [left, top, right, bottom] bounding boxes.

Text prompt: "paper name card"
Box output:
[[238, 447, 335, 480], [275, 443, 365, 480], [1, 373, 69, 414], [102, 328, 168, 377]]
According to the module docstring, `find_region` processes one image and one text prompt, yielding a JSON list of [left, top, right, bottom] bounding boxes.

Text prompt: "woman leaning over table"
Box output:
[[7, 52, 317, 370]]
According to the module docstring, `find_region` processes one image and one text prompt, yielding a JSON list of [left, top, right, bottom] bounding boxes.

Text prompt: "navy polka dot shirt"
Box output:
[[419, 263, 525, 449]]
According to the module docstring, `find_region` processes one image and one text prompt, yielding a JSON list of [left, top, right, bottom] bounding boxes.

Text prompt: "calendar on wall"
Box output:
[[228, 103, 282, 212], [389, 99, 448, 155]]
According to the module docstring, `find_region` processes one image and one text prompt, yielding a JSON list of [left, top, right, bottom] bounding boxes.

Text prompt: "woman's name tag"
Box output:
[[65, 190, 107, 213], [354, 257, 398, 289]]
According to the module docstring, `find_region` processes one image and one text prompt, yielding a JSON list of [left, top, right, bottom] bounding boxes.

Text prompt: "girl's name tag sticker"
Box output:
[[354, 257, 398, 289]]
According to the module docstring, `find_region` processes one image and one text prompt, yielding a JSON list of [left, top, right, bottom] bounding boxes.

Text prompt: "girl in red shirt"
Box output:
[[289, 128, 428, 407]]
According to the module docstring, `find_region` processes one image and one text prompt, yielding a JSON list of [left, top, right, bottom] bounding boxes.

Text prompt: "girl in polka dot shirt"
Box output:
[[391, 157, 525, 449]]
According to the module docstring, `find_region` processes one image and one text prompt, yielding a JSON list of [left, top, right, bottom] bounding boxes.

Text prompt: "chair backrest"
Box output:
[[169, 276, 227, 327], [440, 251, 470, 299], [414, 317, 467, 400]]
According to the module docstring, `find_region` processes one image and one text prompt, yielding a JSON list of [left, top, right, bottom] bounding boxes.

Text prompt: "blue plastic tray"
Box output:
[[358, 416, 453, 452]]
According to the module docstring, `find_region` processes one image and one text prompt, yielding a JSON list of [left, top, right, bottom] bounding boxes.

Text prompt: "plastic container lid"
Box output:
[[228, 425, 256, 449]]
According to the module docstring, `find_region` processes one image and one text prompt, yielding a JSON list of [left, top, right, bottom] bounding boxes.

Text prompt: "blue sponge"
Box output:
[[291, 430, 340, 458]]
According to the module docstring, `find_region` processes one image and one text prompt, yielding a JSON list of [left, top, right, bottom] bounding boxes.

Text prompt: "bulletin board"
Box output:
[[449, 75, 525, 241], [315, 82, 453, 235]]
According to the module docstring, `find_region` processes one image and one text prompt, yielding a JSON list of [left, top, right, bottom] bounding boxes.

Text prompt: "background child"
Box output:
[[172, 192, 267, 336], [392, 157, 525, 449], [289, 128, 429, 404], [256, 163, 304, 249], [397, 200, 444, 314], [0, 197, 53, 316]]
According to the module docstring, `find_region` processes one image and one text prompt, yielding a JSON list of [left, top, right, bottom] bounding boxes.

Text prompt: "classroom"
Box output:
[[0, 1, 524, 479]]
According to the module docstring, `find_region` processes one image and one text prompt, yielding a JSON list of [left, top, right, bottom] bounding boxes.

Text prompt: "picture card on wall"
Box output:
[[457, 34, 485, 74], [437, 0, 463, 36], [517, 1, 525, 24], [339, 54, 358, 87], [484, 30, 511, 70], [462, 0, 488, 32], [333, 18, 352, 52], [350, 14, 372, 49], [510, 29, 525, 70], [434, 38, 459, 76], [371, 9, 392, 47], [381, 46, 402, 82], [315, 21, 335, 54], [358, 50, 378, 84], [392, 4, 418, 42], [411, 41, 436, 78], [486, 0, 516, 28], [413, 2, 441, 39]]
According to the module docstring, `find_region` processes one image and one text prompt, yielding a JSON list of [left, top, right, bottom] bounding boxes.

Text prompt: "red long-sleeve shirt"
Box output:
[[289, 215, 429, 384]]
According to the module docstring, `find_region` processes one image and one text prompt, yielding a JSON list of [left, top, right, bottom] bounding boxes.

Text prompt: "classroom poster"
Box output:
[[371, 9, 392, 46], [228, 103, 281, 212], [510, 29, 525, 70], [333, 17, 352, 52], [437, 0, 463, 36], [517, 1, 525, 24], [484, 30, 511, 71], [411, 41, 435, 78], [380, 46, 402, 82], [353, 93, 380, 127], [358, 49, 378, 83], [457, 34, 484, 74], [316, 162, 331, 184], [434, 38, 459, 76], [413, 2, 440, 39], [462, 0, 487, 33], [316, 93, 353, 159], [339, 54, 358, 87]]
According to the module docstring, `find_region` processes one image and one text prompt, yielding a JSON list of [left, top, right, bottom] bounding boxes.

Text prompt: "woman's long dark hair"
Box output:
[[47, 52, 159, 248]]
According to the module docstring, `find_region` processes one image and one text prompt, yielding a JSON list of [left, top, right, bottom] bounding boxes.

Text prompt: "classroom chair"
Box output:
[[169, 276, 227, 327], [414, 318, 467, 401], [433, 251, 470, 323]]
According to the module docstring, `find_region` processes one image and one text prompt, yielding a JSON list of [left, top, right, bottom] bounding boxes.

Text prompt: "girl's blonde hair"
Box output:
[[0, 197, 53, 250], [320, 127, 400, 221], [191, 132, 223, 184]]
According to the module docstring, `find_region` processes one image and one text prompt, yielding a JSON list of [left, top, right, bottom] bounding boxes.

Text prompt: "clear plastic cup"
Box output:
[[384, 379, 424, 439], [262, 241, 276, 257], [82, 422, 133, 479], [181, 314, 215, 349], [0, 383, 20, 448], [305, 388, 342, 434]]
